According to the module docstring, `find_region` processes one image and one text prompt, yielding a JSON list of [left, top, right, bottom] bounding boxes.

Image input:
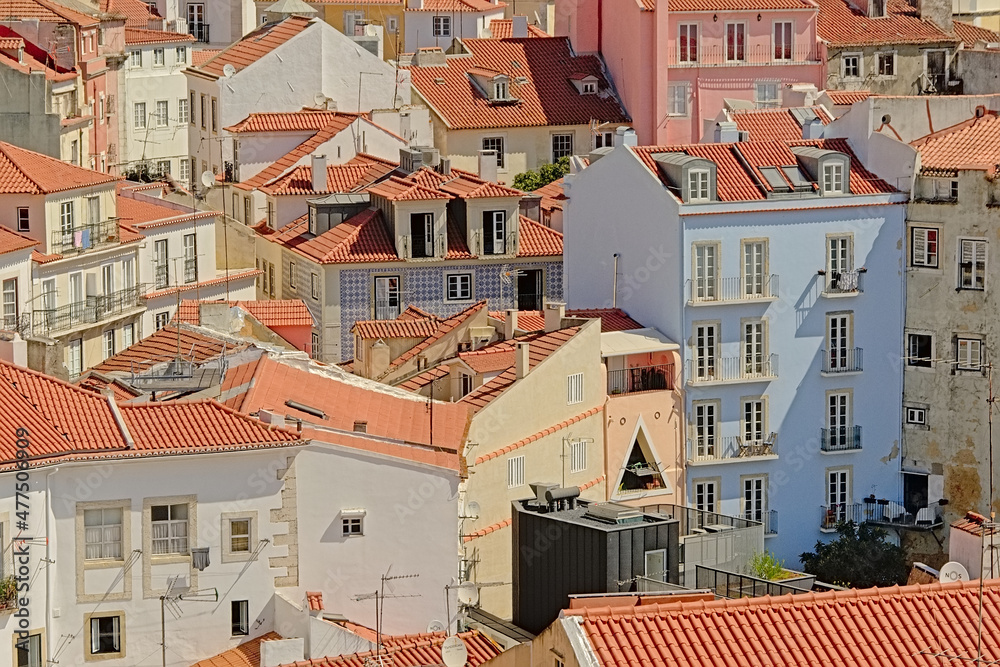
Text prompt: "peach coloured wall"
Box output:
[[604, 349, 684, 508], [596, 0, 658, 145], [270, 324, 313, 355]]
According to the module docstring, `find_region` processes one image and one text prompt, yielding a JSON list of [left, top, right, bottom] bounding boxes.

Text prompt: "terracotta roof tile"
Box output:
[[816, 0, 958, 46], [353, 318, 440, 339], [194, 16, 314, 77], [954, 21, 1000, 44], [0, 141, 117, 194], [460, 346, 517, 373], [101, 0, 162, 27], [388, 301, 488, 372], [570, 579, 1000, 667], [261, 156, 396, 196], [534, 178, 567, 212], [461, 327, 581, 411], [463, 517, 512, 541], [143, 268, 262, 299], [31, 250, 61, 263], [286, 630, 502, 667], [116, 193, 216, 228], [367, 175, 454, 201], [174, 299, 315, 327], [226, 109, 360, 134], [118, 223, 144, 243], [405, 37, 629, 130], [0, 227, 38, 254], [75, 371, 143, 401], [280, 208, 402, 264], [566, 308, 645, 331], [912, 112, 1000, 173], [825, 89, 871, 105], [124, 28, 194, 44], [516, 216, 563, 256], [220, 355, 470, 461], [0, 26, 77, 82], [731, 106, 833, 141], [395, 364, 450, 391], [487, 18, 548, 38], [120, 401, 299, 451], [475, 405, 602, 463], [192, 49, 220, 67], [191, 632, 283, 667], [951, 511, 999, 536], [0, 0, 98, 26], [407, 0, 505, 11], [93, 325, 245, 374], [668, 0, 813, 9], [306, 591, 324, 611]]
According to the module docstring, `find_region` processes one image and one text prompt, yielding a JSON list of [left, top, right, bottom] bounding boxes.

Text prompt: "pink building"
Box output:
[[556, 0, 826, 145]]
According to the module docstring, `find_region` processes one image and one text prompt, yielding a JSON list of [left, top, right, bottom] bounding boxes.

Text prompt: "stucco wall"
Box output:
[[0, 69, 62, 158]]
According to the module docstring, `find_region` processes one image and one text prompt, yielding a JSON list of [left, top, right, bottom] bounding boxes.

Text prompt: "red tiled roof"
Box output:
[[534, 178, 567, 211], [488, 308, 643, 333], [279, 208, 402, 264], [475, 405, 601, 463], [572, 580, 1000, 667], [461, 327, 581, 412], [286, 630, 502, 667], [31, 250, 61, 263], [950, 511, 999, 536], [517, 216, 563, 256], [116, 193, 216, 228], [175, 299, 315, 327], [487, 18, 548, 38], [306, 591, 324, 611], [93, 325, 245, 374], [0, 141, 117, 194], [406, 0, 505, 11], [816, 0, 958, 46], [0, 26, 77, 82], [668, 0, 813, 8], [226, 109, 360, 134], [75, 372, 143, 401], [101, 0, 162, 27], [825, 89, 871, 105], [954, 21, 1000, 44], [388, 301, 488, 372], [405, 37, 629, 130], [395, 364, 450, 391], [0, 227, 38, 254], [731, 106, 833, 141], [118, 223, 144, 243], [194, 16, 314, 78], [367, 175, 454, 201], [220, 354, 470, 459], [460, 346, 516, 373], [0, 36, 22, 48], [143, 268, 262, 299], [124, 28, 194, 44], [399, 305, 441, 321], [261, 156, 396, 196], [0, 0, 98, 26], [353, 319, 440, 339], [912, 112, 1000, 173], [192, 49, 221, 67], [191, 632, 283, 667], [631, 138, 895, 202]]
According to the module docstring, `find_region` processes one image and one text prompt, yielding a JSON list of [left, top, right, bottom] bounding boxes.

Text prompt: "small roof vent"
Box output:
[[585, 502, 644, 525], [353, 420, 368, 433]]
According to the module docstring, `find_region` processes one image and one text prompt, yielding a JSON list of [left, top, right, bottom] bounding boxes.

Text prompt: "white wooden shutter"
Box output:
[[912, 228, 928, 265]]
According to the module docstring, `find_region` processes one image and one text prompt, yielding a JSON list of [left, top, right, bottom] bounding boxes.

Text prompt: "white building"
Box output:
[[184, 16, 411, 181], [0, 355, 466, 666], [119, 28, 196, 185], [147, 0, 258, 47], [403, 0, 506, 53]]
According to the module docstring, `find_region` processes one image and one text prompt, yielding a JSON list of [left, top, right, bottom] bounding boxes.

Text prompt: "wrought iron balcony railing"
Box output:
[[32, 286, 145, 336]]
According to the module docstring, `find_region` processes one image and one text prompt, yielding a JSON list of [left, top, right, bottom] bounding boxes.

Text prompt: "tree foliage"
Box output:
[[799, 521, 908, 588], [512, 156, 571, 191]]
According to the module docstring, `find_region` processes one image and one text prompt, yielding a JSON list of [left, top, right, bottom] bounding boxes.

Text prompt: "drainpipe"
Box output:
[[44, 466, 60, 667]]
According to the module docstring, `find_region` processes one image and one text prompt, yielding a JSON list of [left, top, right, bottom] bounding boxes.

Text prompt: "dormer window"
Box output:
[[823, 163, 844, 194], [870, 0, 886, 17], [569, 74, 600, 95], [494, 81, 509, 100], [582, 82, 596, 94], [308, 207, 317, 234], [482, 211, 506, 255], [410, 212, 435, 258], [688, 170, 711, 202]]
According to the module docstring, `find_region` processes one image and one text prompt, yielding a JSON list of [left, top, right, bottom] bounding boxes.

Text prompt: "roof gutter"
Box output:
[[102, 389, 135, 449]]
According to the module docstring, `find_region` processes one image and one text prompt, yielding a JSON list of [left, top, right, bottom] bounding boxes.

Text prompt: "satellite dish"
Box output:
[[441, 635, 468, 667], [464, 501, 480, 519], [481, 28, 492, 38], [456, 582, 479, 606], [313, 92, 327, 108], [223, 63, 236, 78], [427, 619, 446, 633], [940, 561, 971, 583], [200, 171, 216, 189]]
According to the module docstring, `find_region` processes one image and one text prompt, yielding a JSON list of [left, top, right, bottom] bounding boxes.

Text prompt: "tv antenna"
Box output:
[[160, 576, 219, 667], [353, 567, 421, 659]]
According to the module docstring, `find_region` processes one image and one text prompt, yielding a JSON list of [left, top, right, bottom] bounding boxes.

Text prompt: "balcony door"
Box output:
[[693, 243, 716, 300], [154, 240, 169, 289], [410, 213, 434, 258], [743, 476, 765, 523], [693, 402, 716, 458], [187, 3, 204, 29], [828, 392, 850, 448], [374, 276, 400, 320], [516, 269, 543, 311], [827, 468, 850, 520], [827, 235, 852, 289], [69, 273, 83, 324], [744, 321, 764, 375], [743, 399, 764, 444], [694, 323, 717, 380], [483, 211, 506, 255], [828, 314, 850, 370], [743, 241, 765, 296]]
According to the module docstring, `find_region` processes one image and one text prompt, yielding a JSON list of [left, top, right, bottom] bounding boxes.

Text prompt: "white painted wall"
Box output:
[[403, 7, 505, 52]]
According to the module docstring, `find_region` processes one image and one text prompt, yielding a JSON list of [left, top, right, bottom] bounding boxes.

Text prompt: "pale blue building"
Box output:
[[564, 128, 910, 561]]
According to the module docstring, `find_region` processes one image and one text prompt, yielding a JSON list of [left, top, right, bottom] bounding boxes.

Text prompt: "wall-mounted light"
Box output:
[[757, 13, 762, 20], [713, 13, 718, 21]]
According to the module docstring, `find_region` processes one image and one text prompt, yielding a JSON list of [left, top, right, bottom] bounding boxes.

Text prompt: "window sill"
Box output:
[[686, 454, 778, 467], [149, 553, 190, 565], [84, 558, 127, 570], [820, 369, 862, 377], [820, 290, 861, 298], [819, 448, 860, 455]]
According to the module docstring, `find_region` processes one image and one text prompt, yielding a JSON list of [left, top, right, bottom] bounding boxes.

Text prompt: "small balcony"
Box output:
[[821, 501, 943, 531], [32, 286, 145, 336], [819, 268, 865, 297], [616, 463, 668, 497], [821, 347, 863, 374], [686, 354, 778, 384], [50, 218, 120, 255], [686, 275, 779, 305], [667, 44, 820, 67], [189, 23, 210, 43], [820, 425, 862, 453], [687, 433, 777, 464], [763, 509, 778, 536], [608, 363, 675, 396]]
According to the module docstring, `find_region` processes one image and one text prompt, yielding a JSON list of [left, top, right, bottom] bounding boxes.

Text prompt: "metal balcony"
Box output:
[[608, 363, 675, 395], [820, 269, 865, 296], [50, 218, 120, 254], [686, 275, 779, 304], [32, 286, 145, 336], [822, 347, 863, 373], [189, 23, 210, 43], [820, 425, 862, 453], [821, 502, 942, 531], [687, 433, 777, 463], [667, 44, 820, 67], [686, 354, 778, 383]]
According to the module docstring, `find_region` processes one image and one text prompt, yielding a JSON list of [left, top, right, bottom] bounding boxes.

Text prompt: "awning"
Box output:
[[601, 327, 679, 357]]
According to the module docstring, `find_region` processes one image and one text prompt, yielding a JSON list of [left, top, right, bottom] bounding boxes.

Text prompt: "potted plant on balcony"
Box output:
[[747, 551, 816, 591], [0, 575, 17, 611]]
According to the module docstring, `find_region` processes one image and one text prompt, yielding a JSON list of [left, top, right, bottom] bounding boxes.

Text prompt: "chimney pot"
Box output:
[[311, 154, 328, 193], [478, 150, 498, 182], [544, 301, 565, 333], [617, 127, 638, 147], [515, 342, 530, 379], [503, 309, 518, 339], [511, 15, 528, 38]]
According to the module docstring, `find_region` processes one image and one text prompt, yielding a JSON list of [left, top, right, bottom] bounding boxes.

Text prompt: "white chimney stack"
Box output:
[[616, 126, 638, 147], [504, 309, 518, 340], [478, 150, 498, 183], [544, 301, 565, 333], [515, 342, 530, 379], [311, 154, 327, 192], [511, 16, 528, 38]]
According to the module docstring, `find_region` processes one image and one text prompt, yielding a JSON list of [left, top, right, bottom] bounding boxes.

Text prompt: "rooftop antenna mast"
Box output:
[[160, 576, 219, 667], [353, 568, 420, 659]]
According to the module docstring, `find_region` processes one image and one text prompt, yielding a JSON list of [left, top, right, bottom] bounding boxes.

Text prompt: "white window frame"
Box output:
[[154, 312, 169, 330], [507, 455, 525, 488], [692, 400, 718, 459], [907, 331, 933, 368], [905, 406, 927, 425], [176, 45, 187, 64], [842, 52, 862, 79], [150, 502, 189, 556], [16, 206, 29, 232], [826, 467, 851, 512], [958, 238, 987, 290], [956, 336, 983, 371], [566, 372, 584, 405], [177, 97, 189, 124], [773, 20, 793, 61], [668, 83, 688, 116], [68, 337, 83, 378], [569, 440, 587, 473], [742, 475, 767, 523], [877, 50, 896, 77], [688, 169, 710, 202], [87, 613, 123, 657], [311, 272, 320, 300], [693, 479, 718, 512], [725, 22, 746, 62], [679, 23, 698, 62], [231, 600, 249, 636], [754, 81, 780, 109], [822, 162, 844, 194], [134, 102, 146, 130], [433, 15, 451, 37], [693, 321, 719, 379], [130, 49, 142, 67], [83, 507, 124, 560], [103, 330, 115, 360], [221, 511, 257, 562], [122, 323, 134, 349], [910, 227, 939, 268], [445, 272, 473, 301]]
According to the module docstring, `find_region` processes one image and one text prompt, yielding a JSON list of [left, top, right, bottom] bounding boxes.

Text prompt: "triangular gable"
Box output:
[[611, 416, 672, 500]]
